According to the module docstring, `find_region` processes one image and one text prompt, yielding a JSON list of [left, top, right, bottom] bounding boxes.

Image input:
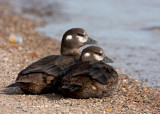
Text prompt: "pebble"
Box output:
[[3, 57, 9, 62]]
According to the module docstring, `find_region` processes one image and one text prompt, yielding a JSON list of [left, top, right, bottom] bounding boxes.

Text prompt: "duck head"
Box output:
[[80, 46, 114, 63], [61, 28, 98, 58]]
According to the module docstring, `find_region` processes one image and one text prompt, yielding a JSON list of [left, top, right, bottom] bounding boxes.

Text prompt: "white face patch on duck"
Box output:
[[66, 35, 73, 40], [84, 52, 90, 57], [100, 50, 103, 54], [77, 36, 87, 43], [94, 54, 103, 61]]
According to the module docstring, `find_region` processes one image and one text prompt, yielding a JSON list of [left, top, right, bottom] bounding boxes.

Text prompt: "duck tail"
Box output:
[[6, 82, 29, 88], [6, 83, 17, 88]]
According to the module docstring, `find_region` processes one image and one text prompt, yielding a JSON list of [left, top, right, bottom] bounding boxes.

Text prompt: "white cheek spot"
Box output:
[[94, 54, 103, 61], [84, 53, 90, 57], [66, 35, 72, 40], [77, 36, 87, 43]]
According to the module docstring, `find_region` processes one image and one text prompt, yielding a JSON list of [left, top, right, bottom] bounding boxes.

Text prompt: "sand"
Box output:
[[0, 1, 159, 113]]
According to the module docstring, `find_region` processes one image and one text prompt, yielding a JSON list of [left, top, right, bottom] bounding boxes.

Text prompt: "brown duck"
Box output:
[[7, 28, 98, 94], [57, 46, 118, 99]]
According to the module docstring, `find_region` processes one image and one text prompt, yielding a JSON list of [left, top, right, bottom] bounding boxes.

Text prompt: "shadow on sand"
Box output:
[[1, 87, 64, 100]]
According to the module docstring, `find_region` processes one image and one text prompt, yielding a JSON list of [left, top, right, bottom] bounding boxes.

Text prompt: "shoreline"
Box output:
[[0, 1, 159, 113]]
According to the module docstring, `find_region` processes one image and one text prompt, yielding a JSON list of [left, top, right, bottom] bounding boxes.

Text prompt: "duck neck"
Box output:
[[61, 47, 81, 59]]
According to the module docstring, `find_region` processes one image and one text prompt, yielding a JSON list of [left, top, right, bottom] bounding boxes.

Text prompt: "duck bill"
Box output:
[[84, 37, 98, 45], [101, 56, 114, 63]]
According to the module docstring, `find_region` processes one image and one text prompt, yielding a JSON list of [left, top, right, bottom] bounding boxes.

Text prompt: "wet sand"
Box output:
[[0, 1, 159, 113]]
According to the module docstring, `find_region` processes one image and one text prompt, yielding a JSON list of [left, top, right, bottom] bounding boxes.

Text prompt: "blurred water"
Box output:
[[10, 0, 160, 86]]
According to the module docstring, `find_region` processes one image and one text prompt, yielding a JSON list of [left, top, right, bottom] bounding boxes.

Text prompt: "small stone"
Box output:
[[3, 57, 9, 61], [123, 79, 127, 83], [92, 86, 97, 90], [105, 108, 112, 112]]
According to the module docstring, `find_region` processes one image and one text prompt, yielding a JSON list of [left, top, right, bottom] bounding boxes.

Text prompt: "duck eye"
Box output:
[[95, 52, 102, 56], [77, 33, 84, 37]]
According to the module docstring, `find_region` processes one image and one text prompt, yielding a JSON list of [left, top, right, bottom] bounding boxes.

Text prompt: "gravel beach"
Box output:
[[0, 1, 159, 113]]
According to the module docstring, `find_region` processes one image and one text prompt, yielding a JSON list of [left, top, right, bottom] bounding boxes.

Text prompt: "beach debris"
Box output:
[[105, 109, 112, 112], [9, 34, 23, 44], [30, 52, 38, 58], [23, 55, 28, 59]]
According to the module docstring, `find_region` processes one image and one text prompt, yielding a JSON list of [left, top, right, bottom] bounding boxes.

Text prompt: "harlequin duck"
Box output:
[[7, 28, 98, 94], [57, 46, 118, 99]]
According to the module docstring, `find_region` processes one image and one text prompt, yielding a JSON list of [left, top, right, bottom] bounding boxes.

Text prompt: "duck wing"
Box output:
[[18, 55, 60, 76], [73, 69, 107, 85], [19, 62, 61, 76], [18, 56, 78, 76], [24, 55, 60, 71], [72, 62, 116, 85], [61, 85, 82, 92]]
